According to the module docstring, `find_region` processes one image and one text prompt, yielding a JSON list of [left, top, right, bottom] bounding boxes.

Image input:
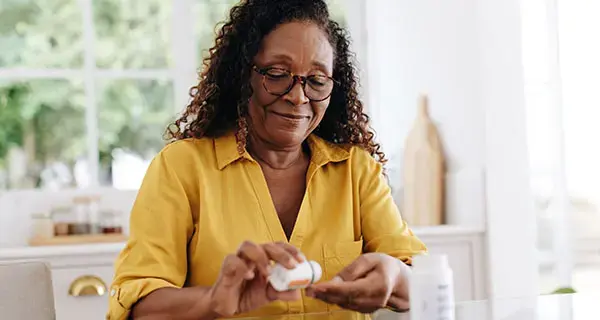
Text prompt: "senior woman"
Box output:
[[108, 0, 426, 319]]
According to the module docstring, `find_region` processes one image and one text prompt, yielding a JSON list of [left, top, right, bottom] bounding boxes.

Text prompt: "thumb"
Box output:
[[337, 254, 378, 282]]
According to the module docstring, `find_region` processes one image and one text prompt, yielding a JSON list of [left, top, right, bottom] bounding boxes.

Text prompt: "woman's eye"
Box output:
[[265, 69, 289, 78], [308, 76, 327, 86]]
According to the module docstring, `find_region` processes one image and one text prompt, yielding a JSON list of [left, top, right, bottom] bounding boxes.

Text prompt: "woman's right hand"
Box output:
[[208, 241, 304, 317]]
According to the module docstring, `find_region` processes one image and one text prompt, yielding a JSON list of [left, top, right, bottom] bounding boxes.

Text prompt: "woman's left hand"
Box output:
[[306, 253, 410, 313]]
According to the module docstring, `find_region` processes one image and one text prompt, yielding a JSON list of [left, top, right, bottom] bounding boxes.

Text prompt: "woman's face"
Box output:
[[249, 21, 334, 150]]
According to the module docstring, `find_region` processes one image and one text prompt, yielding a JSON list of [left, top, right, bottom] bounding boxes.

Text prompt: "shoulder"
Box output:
[[160, 137, 212, 157], [344, 146, 387, 190], [154, 137, 216, 171], [347, 146, 382, 171]]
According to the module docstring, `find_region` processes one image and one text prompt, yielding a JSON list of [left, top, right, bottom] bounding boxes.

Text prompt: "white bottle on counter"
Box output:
[[268, 260, 322, 292], [409, 254, 455, 320]]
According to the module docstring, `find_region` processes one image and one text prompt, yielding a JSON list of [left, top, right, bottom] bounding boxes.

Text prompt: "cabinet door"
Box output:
[[51, 265, 114, 320], [422, 239, 475, 302]]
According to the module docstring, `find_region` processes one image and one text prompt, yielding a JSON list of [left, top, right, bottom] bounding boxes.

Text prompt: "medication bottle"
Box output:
[[268, 260, 322, 292], [409, 254, 455, 320]]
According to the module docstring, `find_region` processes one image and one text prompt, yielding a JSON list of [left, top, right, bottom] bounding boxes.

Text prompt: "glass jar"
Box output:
[[88, 195, 101, 234], [71, 195, 102, 234], [71, 196, 91, 234], [51, 206, 74, 236], [99, 210, 123, 234], [31, 212, 54, 240]]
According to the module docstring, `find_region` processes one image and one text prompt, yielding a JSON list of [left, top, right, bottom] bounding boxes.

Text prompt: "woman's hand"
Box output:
[[306, 253, 410, 313], [208, 241, 304, 317]]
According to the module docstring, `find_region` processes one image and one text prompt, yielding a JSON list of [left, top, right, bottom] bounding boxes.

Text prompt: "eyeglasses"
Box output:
[[252, 66, 335, 102]]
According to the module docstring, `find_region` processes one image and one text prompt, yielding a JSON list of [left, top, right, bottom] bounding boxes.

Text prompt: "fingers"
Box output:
[[308, 274, 390, 313], [277, 242, 305, 262], [310, 282, 372, 313], [310, 277, 372, 296], [386, 294, 410, 311], [266, 285, 301, 302], [262, 242, 304, 268], [212, 254, 255, 316], [336, 254, 378, 282], [219, 254, 255, 287], [236, 241, 304, 277], [237, 241, 271, 277]]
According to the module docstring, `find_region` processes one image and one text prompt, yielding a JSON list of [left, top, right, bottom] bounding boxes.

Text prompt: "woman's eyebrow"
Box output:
[[263, 53, 332, 71], [263, 53, 293, 64], [311, 61, 331, 73]]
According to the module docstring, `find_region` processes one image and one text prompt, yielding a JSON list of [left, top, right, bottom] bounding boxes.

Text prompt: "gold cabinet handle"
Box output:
[[68, 275, 107, 297]]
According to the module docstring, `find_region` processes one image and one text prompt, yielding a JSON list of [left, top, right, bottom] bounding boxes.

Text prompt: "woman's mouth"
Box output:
[[271, 111, 310, 120]]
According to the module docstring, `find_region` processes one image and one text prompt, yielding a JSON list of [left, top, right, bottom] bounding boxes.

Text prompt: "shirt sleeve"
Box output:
[[107, 142, 198, 320], [353, 149, 427, 265]]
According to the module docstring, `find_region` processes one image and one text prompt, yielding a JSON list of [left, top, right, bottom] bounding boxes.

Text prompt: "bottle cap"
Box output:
[[412, 254, 449, 270], [308, 261, 322, 283]]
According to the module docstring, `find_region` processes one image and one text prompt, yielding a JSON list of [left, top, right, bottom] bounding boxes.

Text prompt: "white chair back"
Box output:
[[0, 261, 56, 320]]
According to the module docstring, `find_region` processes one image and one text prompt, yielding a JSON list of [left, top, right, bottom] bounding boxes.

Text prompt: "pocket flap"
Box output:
[[323, 240, 364, 259]]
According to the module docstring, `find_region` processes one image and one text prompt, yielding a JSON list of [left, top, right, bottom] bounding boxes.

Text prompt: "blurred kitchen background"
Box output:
[[0, 0, 599, 319]]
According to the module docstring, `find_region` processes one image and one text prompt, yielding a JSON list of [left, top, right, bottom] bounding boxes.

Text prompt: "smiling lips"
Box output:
[[271, 111, 310, 120]]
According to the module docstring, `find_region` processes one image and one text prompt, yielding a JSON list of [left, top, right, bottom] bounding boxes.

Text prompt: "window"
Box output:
[[0, 0, 349, 190], [521, 0, 600, 294]]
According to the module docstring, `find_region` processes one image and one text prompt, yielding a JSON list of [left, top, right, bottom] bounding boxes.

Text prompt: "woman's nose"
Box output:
[[284, 79, 310, 106]]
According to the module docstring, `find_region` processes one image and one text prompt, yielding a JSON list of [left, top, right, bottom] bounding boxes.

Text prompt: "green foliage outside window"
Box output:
[[0, 0, 346, 189]]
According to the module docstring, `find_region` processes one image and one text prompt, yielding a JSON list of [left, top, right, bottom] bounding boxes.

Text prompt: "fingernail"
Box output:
[[332, 276, 343, 283], [289, 258, 298, 267]]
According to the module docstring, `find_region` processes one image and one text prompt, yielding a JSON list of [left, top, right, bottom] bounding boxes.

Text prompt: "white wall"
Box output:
[[364, 0, 486, 228], [477, 0, 539, 302], [364, 0, 538, 300]]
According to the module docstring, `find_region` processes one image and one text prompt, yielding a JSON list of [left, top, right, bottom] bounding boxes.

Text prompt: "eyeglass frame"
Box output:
[[252, 65, 337, 102]]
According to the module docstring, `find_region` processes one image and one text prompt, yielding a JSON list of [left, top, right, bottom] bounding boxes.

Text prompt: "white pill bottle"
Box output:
[[268, 260, 322, 292], [409, 254, 455, 320]]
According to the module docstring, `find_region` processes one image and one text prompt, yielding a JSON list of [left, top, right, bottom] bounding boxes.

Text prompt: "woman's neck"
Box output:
[[247, 132, 306, 170]]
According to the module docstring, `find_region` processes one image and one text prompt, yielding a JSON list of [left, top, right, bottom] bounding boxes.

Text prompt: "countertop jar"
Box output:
[[71, 195, 101, 235], [51, 206, 74, 236], [99, 210, 123, 234], [31, 212, 54, 240]]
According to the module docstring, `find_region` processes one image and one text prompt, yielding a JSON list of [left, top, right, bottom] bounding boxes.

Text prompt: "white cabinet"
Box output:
[[51, 266, 115, 320], [0, 243, 123, 320], [0, 227, 486, 318]]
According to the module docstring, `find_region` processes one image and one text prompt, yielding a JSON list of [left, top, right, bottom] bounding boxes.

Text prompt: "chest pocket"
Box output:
[[321, 240, 364, 281]]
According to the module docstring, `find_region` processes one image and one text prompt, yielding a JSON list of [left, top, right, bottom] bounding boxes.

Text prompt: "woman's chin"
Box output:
[[267, 128, 308, 148]]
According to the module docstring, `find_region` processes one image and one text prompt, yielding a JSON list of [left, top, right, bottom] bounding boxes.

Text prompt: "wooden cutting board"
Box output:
[[402, 94, 446, 226]]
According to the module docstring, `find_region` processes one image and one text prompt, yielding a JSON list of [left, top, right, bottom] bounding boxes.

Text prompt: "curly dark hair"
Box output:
[[165, 0, 386, 164]]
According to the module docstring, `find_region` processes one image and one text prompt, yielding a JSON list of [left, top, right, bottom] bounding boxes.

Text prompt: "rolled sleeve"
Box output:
[[107, 142, 199, 319], [108, 278, 177, 320], [353, 149, 427, 265]]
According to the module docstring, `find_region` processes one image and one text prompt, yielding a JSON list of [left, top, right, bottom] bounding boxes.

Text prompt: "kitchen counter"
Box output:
[[0, 225, 484, 261], [0, 225, 486, 320], [0, 242, 126, 260], [0, 242, 126, 268]]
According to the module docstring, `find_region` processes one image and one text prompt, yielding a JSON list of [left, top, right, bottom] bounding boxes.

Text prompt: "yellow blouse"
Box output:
[[108, 132, 427, 319]]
